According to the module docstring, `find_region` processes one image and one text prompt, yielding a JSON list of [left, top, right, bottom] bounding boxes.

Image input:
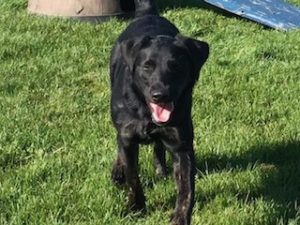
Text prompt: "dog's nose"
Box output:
[[151, 91, 168, 103]]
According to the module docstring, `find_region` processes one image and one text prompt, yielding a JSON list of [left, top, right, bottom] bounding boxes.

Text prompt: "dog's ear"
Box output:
[[120, 36, 153, 72], [176, 34, 209, 83]]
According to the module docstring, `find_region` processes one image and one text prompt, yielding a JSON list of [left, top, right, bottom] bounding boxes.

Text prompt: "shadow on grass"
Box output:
[[156, 0, 202, 9], [121, 0, 208, 13], [120, 0, 214, 15], [116, 141, 300, 223], [195, 140, 300, 223], [124, 0, 248, 17], [122, 0, 271, 30]]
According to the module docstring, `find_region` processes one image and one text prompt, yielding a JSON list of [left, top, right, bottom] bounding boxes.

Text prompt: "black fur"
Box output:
[[109, 1, 209, 224]]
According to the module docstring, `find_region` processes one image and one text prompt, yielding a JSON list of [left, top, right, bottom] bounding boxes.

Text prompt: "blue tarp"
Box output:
[[203, 0, 300, 30]]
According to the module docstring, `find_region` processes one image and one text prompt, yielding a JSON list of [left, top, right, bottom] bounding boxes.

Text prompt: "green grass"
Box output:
[[1, 0, 300, 224]]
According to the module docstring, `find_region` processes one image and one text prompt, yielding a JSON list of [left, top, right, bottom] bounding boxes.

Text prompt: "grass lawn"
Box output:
[[1, 0, 300, 224]]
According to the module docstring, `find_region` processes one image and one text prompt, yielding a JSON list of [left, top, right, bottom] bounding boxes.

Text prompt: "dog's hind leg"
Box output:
[[153, 140, 167, 178]]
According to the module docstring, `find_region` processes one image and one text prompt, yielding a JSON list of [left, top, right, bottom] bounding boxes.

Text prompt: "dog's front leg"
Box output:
[[117, 135, 146, 211], [153, 140, 167, 178], [171, 150, 195, 225]]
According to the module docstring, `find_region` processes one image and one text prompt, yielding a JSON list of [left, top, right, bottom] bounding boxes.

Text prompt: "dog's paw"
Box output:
[[170, 213, 188, 225], [128, 201, 146, 212], [111, 163, 126, 185], [128, 192, 146, 212]]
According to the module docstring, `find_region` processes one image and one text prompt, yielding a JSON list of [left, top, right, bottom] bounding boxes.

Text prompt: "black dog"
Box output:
[[109, 0, 209, 224]]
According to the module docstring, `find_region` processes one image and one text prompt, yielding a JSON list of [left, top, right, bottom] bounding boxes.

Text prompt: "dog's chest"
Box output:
[[120, 118, 182, 147]]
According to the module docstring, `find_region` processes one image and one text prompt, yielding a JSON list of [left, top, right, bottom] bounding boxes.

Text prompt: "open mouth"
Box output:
[[149, 102, 174, 125]]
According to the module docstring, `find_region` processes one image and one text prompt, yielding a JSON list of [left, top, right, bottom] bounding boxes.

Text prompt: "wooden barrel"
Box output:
[[27, 0, 134, 21]]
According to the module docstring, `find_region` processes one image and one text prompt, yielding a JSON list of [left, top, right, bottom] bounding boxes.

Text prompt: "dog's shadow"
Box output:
[[191, 140, 300, 222], [123, 141, 300, 223], [148, 141, 300, 221]]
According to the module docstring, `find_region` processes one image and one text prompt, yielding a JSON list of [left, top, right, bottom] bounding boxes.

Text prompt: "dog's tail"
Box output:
[[134, 0, 158, 17]]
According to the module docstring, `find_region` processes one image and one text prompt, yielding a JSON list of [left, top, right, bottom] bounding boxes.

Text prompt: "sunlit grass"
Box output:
[[0, 0, 300, 224]]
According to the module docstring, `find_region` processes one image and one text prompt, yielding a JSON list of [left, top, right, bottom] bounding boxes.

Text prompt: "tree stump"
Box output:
[[27, 0, 134, 22]]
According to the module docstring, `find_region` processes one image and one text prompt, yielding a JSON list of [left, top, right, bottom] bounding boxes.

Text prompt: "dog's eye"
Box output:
[[143, 60, 155, 72]]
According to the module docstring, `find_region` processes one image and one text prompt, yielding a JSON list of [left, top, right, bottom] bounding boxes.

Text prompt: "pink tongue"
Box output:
[[149, 102, 173, 123]]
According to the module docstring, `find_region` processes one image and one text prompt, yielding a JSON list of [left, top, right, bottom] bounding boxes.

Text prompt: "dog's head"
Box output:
[[121, 35, 209, 125]]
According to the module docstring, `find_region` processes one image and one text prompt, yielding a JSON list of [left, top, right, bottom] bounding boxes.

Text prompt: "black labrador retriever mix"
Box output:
[[109, 0, 209, 224]]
